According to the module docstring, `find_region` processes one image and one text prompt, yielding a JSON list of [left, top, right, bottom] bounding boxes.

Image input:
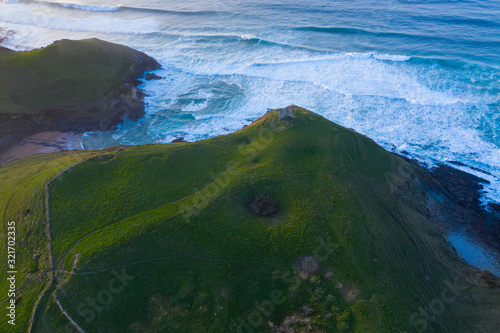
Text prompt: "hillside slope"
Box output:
[[1, 106, 499, 332], [0, 38, 161, 155]]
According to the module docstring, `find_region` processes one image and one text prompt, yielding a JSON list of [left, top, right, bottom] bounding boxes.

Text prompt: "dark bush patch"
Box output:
[[249, 195, 279, 216]]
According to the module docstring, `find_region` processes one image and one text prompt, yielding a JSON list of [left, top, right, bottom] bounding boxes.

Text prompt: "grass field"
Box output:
[[1, 107, 499, 332]]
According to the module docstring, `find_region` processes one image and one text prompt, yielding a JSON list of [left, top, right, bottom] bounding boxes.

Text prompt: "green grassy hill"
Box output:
[[0, 38, 160, 154], [1, 106, 499, 332]]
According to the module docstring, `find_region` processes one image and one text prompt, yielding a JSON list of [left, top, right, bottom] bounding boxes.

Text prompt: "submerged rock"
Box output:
[[171, 137, 185, 143], [144, 73, 163, 81]]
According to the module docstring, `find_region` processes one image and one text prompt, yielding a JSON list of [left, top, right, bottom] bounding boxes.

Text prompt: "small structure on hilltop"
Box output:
[[279, 106, 295, 120]]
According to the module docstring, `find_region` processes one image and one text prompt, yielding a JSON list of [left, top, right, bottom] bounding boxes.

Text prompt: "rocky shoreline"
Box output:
[[400, 155, 500, 274]]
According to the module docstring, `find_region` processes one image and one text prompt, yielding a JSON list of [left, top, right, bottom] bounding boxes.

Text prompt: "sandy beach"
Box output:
[[0, 131, 83, 166]]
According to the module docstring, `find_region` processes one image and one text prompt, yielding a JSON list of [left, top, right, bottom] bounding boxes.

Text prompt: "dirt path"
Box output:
[[28, 162, 87, 333], [53, 293, 85, 333]]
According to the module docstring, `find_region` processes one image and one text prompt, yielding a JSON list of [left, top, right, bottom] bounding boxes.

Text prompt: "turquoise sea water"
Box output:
[[1, 0, 500, 205]]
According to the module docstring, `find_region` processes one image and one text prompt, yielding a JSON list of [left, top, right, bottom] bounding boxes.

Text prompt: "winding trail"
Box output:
[[28, 161, 87, 333]]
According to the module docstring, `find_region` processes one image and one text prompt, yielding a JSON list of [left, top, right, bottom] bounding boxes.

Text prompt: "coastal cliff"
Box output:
[[0, 38, 161, 155]]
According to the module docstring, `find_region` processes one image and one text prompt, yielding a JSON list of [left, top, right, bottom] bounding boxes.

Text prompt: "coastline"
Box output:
[[1, 119, 498, 277], [404, 157, 500, 276], [1, 120, 499, 277], [0, 131, 82, 166]]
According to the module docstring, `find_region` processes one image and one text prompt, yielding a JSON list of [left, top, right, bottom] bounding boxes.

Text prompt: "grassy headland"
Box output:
[[1, 106, 498, 332], [0, 38, 160, 155]]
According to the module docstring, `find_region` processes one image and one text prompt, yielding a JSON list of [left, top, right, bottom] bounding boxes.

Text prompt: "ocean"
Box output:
[[1, 0, 499, 206]]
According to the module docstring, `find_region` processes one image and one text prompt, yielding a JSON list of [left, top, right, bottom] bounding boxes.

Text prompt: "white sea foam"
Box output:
[[21, 0, 120, 12], [0, 1, 159, 34], [372, 53, 411, 61], [56, 2, 120, 12], [241, 57, 459, 106], [170, 47, 460, 107], [181, 100, 209, 112], [179, 89, 215, 112], [239, 33, 258, 40]]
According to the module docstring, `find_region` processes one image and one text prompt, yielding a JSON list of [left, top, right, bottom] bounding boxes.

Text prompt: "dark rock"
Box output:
[[171, 137, 185, 143], [429, 163, 487, 210], [397, 153, 500, 254], [144, 73, 163, 81], [478, 270, 500, 288], [450, 160, 492, 176], [249, 195, 279, 216], [488, 203, 500, 212], [405, 159, 500, 254]]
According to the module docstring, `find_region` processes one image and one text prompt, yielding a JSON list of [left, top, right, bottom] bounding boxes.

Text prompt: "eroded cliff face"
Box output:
[[0, 38, 161, 154]]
